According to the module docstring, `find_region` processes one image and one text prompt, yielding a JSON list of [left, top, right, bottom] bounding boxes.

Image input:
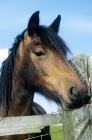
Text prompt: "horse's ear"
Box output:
[[28, 11, 39, 35], [49, 15, 61, 33]]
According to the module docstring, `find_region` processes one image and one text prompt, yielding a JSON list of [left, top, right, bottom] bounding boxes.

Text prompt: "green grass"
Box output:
[[50, 126, 64, 140]]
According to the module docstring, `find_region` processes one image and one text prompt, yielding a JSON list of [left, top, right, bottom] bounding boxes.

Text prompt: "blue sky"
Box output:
[[0, 0, 92, 113]]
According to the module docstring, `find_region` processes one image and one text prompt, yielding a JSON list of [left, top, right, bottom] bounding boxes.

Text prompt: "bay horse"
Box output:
[[0, 11, 90, 140]]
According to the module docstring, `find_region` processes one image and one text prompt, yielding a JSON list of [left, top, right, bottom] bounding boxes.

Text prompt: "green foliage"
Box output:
[[50, 125, 64, 140]]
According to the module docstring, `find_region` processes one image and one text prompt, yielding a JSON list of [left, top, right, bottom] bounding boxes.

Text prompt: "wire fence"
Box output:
[[24, 129, 63, 140]]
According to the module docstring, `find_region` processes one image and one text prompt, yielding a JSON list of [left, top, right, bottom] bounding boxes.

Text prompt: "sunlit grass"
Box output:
[[50, 125, 64, 140]]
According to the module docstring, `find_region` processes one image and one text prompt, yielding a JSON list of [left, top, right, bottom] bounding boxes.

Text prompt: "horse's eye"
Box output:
[[35, 51, 45, 56]]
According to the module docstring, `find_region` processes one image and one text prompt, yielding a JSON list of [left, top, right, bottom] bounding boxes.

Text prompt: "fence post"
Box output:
[[62, 54, 92, 140]]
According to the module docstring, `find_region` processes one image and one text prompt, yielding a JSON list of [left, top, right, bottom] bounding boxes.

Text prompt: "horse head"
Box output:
[[14, 11, 90, 110]]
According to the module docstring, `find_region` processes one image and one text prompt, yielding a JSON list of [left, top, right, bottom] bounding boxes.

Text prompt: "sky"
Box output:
[[0, 0, 92, 113]]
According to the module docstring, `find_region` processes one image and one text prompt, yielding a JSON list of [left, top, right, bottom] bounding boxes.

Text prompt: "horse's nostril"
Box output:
[[69, 87, 78, 99], [70, 87, 77, 94]]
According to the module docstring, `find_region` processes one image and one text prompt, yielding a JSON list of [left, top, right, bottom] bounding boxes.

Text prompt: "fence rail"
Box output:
[[0, 113, 62, 136]]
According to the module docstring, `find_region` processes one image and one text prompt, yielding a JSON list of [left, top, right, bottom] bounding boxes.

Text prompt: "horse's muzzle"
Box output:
[[68, 87, 90, 109], [60, 87, 90, 110]]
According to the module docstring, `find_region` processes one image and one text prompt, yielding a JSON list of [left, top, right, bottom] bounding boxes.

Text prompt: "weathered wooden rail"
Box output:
[[0, 113, 62, 136]]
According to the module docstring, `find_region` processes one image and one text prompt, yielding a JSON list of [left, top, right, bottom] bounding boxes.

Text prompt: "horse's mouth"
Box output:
[[60, 97, 75, 111], [60, 94, 90, 111], [60, 99, 82, 111]]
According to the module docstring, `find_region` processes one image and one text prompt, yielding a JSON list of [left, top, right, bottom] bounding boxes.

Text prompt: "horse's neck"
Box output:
[[10, 75, 34, 116], [12, 91, 34, 116]]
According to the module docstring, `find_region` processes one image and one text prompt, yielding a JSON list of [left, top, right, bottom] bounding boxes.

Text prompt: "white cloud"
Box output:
[[0, 49, 8, 66]]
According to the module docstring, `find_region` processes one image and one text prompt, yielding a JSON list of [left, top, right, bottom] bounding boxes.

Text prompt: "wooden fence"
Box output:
[[0, 54, 92, 140]]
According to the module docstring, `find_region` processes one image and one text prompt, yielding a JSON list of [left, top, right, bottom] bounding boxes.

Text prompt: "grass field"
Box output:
[[50, 126, 64, 140]]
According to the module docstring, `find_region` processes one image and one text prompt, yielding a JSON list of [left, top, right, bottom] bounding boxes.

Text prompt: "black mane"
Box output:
[[0, 30, 25, 116], [0, 25, 70, 116]]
